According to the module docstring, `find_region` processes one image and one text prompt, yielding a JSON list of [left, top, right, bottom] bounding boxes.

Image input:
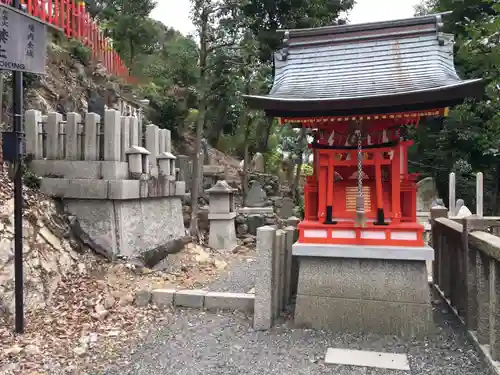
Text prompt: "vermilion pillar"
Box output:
[[391, 145, 401, 224]]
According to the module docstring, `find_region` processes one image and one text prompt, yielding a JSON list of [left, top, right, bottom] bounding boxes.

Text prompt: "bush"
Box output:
[[69, 40, 91, 66], [22, 170, 41, 190]]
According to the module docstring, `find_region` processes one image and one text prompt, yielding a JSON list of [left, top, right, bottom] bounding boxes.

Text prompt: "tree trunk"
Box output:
[[493, 162, 500, 215], [292, 127, 306, 201], [256, 117, 272, 153], [242, 115, 252, 206], [189, 100, 206, 238], [189, 8, 209, 239]]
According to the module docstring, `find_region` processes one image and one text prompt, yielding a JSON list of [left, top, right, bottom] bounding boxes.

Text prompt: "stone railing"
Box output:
[[254, 225, 297, 330], [25, 109, 184, 199], [431, 207, 500, 367]]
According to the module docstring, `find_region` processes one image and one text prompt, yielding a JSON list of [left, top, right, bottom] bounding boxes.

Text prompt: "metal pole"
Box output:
[[12, 0, 24, 334]]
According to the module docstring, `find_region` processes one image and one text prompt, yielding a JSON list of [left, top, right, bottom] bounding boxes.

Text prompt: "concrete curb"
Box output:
[[433, 284, 500, 375], [135, 288, 255, 313]]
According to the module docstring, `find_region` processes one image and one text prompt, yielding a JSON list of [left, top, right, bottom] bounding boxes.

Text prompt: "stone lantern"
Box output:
[[206, 180, 237, 251]]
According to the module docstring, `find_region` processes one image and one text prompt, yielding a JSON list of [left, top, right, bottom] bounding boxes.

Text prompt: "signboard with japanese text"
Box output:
[[0, 4, 46, 74]]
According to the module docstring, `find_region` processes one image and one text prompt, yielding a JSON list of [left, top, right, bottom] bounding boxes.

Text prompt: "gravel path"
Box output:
[[98, 296, 488, 375], [206, 251, 258, 293]]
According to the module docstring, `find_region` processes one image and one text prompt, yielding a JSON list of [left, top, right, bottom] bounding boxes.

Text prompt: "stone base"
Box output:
[[208, 219, 237, 251], [66, 197, 185, 258], [293, 244, 434, 339]]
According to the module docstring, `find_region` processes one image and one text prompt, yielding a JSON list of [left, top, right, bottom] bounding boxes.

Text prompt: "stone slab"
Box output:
[[175, 289, 207, 309], [207, 212, 237, 220], [204, 292, 254, 312], [292, 243, 434, 261], [238, 207, 274, 215], [152, 289, 176, 309], [324, 348, 410, 371]]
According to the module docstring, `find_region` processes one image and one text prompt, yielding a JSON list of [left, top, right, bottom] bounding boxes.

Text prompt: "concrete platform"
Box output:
[[293, 243, 434, 339]]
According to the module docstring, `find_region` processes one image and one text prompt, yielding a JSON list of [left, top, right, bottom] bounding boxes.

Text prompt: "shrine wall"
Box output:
[[24, 108, 186, 259]]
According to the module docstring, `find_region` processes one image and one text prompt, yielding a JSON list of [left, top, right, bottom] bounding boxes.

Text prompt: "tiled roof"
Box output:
[[245, 13, 483, 117]]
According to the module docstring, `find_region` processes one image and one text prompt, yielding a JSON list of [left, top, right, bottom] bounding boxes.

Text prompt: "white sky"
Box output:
[[150, 0, 420, 36]]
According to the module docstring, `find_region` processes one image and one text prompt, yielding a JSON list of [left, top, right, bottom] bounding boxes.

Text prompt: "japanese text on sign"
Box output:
[[0, 4, 46, 74]]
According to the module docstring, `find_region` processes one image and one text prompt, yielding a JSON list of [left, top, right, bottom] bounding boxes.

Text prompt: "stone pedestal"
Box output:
[[293, 243, 434, 339], [206, 180, 237, 251]]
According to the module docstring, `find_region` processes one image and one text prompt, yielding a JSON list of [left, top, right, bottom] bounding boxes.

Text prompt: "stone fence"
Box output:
[[431, 206, 500, 369], [25, 109, 186, 259], [26, 109, 184, 200], [254, 225, 297, 330]]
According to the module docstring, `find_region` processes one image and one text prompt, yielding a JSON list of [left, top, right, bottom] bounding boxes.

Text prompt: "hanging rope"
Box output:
[[355, 122, 366, 227]]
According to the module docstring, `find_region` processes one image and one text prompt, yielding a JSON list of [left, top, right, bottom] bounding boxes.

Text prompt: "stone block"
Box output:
[[295, 295, 432, 338], [174, 181, 186, 196], [101, 161, 129, 180], [204, 292, 254, 312], [134, 289, 151, 307], [174, 289, 207, 309], [104, 110, 121, 161], [108, 180, 141, 199], [40, 178, 70, 197], [208, 219, 237, 251], [65, 179, 109, 199], [297, 257, 430, 304], [254, 226, 276, 331], [30, 160, 100, 179], [152, 289, 176, 309]]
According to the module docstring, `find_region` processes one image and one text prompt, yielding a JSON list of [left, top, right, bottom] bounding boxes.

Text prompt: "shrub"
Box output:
[[69, 40, 91, 66]]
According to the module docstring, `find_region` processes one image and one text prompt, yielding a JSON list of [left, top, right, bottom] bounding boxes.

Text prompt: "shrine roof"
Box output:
[[244, 13, 484, 118]]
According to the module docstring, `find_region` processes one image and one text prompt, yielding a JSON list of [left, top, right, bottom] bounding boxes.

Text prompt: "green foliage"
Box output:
[[69, 40, 91, 66], [22, 73, 40, 90], [302, 164, 313, 176], [411, 0, 500, 213], [22, 170, 41, 190]]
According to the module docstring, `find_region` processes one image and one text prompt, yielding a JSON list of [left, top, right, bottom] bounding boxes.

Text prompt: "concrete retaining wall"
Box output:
[[253, 225, 297, 330]]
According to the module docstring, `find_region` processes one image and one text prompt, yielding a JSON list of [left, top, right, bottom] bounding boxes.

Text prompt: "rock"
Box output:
[[195, 249, 211, 264], [213, 259, 227, 270], [243, 237, 255, 245], [237, 224, 249, 236], [264, 216, 275, 225], [134, 289, 152, 307], [77, 263, 86, 274], [139, 236, 191, 268], [118, 293, 134, 306], [73, 346, 87, 357], [24, 344, 40, 355], [245, 181, 267, 207], [94, 303, 109, 320], [4, 345, 23, 355], [103, 295, 115, 310]]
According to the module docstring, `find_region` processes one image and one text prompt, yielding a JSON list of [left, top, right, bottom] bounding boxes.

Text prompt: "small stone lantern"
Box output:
[[206, 180, 237, 251], [157, 151, 177, 195], [125, 146, 151, 179]]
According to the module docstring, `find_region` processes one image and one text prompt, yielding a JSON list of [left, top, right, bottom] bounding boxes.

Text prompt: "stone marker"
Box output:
[[455, 198, 464, 216], [245, 180, 267, 207], [417, 177, 438, 212], [279, 197, 294, 219], [252, 152, 265, 172]]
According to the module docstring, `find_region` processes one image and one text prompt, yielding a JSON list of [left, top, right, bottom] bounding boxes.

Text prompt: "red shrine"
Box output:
[[245, 13, 483, 248]]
